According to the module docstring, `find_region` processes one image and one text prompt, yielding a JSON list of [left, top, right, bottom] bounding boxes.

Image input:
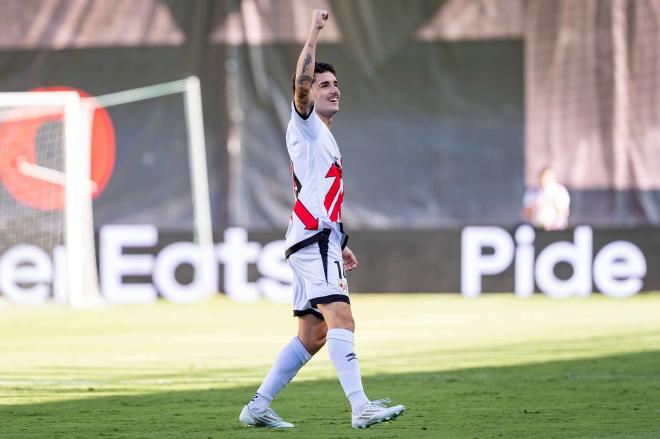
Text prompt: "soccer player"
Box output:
[[239, 9, 405, 429]]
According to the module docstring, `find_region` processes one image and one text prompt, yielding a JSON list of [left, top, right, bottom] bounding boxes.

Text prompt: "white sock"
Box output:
[[248, 336, 311, 411], [326, 328, 370, 415]]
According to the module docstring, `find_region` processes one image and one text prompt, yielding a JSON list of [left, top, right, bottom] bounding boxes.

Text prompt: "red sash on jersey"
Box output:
[[291, 161, 343, 229]]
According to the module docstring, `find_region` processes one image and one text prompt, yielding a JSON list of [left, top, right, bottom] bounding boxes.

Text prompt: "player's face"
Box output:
[[312, 71, 340, 118], [541, 169, 555, 187]]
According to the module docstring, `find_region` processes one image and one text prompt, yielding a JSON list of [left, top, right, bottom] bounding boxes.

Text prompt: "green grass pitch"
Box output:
[[1, 294, 659, 438]]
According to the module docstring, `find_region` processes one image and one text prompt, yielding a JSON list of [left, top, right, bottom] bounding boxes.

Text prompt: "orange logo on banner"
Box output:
[[0, 86, 116, 210]]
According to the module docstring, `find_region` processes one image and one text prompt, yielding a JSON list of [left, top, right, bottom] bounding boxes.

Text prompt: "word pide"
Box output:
[[461, 225, 647, 298]]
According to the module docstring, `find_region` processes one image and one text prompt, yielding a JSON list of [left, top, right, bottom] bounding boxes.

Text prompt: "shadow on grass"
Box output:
[[1, 350, 659, 439]]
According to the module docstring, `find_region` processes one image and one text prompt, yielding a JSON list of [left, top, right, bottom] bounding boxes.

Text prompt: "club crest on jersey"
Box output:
[[332, 159, 342, 175]]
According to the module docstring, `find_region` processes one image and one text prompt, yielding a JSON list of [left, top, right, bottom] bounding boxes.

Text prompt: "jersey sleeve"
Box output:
[[290, 101, 322, 140]]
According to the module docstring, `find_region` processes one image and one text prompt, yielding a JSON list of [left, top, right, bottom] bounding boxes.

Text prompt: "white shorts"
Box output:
[[287, 228, 350, 320]]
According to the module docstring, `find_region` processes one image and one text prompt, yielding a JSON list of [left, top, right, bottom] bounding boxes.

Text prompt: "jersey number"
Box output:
[[334, 260, 344, 279]]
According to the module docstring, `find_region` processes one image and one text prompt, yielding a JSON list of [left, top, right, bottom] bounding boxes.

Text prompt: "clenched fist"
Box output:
[[312, 9, 329, 31]]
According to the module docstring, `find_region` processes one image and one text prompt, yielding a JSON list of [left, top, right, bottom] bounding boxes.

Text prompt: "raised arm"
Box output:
[[294, 9, 328, 118]]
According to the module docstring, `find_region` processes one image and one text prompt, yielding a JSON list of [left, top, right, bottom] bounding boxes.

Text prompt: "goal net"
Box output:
[[0, 77, 213, 306], [0, 92, 97, 306]]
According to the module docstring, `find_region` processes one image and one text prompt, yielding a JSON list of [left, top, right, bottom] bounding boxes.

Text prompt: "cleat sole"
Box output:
[[355, 410, 404, 429]]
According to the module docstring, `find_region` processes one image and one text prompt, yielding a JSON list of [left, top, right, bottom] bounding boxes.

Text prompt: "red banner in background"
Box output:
[[0, 86, 115, 210]]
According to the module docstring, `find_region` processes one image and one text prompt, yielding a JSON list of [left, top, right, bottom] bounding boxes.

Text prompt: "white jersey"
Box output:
[[285, 102, 345, 252], [523, 181, 570, 230]]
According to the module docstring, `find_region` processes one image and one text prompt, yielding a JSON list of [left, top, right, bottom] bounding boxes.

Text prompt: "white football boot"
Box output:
[[239, 405, 294, 428], [351, 398, 405, 429]]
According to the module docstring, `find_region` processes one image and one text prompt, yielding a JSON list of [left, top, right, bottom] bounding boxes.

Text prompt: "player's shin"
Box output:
[[248, 336, 311, 411], [326, 328, 370, 415]]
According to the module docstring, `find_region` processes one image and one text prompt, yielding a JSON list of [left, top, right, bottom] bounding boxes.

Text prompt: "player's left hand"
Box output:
[[312, 9, 329, 31], [342, 246, 358, 271]]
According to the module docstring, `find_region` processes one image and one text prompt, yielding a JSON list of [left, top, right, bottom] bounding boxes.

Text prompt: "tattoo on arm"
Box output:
[[301, 53, 312, 75], [293, 36, 316, 116], [296, 74, 313, 88]]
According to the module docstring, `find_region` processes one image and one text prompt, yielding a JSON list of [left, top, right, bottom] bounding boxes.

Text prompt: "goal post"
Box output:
[[0, 91, 100, 306], [91, 77, 216, 302], [0, 77, 215, 306]]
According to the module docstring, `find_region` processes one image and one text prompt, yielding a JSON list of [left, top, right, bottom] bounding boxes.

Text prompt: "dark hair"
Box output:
[[291, 61, 337, 93]]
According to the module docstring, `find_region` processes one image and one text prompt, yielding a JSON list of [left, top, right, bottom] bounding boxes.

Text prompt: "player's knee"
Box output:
[[304, 335, 325, 355], [331, 314, 354, 331], [340, 317, 355, 332], [337, 307, 355, 331], [316, 323, 329, 347], [300, 327, 327, 355], [318, 302, 354, 330], [312, 336, 326, 355], [300, 334, 321, 355]]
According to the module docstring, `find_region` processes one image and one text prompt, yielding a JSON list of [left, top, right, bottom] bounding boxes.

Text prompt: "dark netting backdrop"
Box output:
[[1, 0, 658, 231]]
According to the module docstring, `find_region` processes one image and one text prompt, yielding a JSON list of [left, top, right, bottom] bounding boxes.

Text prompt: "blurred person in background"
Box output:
[[238, 9, 405, 430], [523, 167, 570, 230]]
